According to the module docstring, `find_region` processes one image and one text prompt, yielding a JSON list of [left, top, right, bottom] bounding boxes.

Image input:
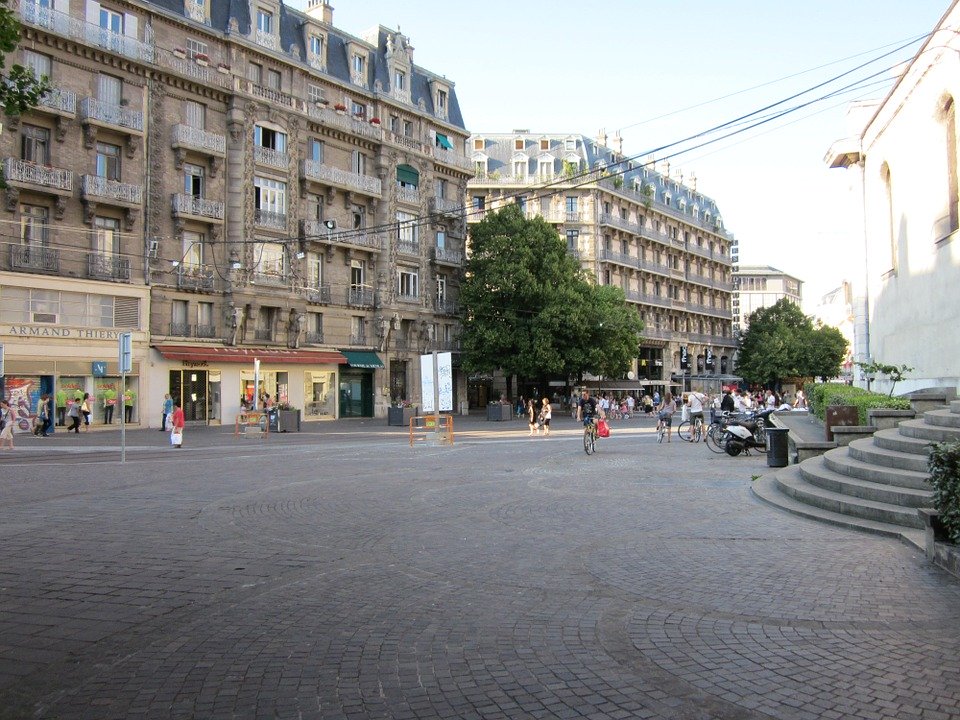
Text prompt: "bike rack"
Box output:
[[409, 414, 454, 447]]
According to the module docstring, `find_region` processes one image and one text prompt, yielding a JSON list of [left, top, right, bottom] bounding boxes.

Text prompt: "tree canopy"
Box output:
[[0, 1, 48, 117], [459, 204, 643, 386], [735, 298, 847, 386]]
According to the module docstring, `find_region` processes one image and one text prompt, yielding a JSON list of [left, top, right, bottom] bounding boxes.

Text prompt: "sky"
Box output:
[[290, 0, 951, 310]]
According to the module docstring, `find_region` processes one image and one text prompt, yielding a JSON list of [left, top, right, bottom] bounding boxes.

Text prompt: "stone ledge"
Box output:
[[867, 408, 917, 431], [919, 508, 960, 580], [831, 425, 877, 446]]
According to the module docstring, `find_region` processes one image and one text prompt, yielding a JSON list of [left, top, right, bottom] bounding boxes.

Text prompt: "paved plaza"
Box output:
[[1, 414, 959, 719]]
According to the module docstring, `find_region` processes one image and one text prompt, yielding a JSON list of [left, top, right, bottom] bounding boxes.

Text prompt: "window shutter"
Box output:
[[124, 13, 137, 38], [114, 297, 140, 329], [85, 0, 100, 25]]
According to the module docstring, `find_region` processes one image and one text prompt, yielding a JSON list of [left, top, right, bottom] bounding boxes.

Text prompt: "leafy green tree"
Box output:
[[0, 1, 49, 116], [856, 360, 914, 396], [736, 298, 847, 386], [460, 204, 643, 392]]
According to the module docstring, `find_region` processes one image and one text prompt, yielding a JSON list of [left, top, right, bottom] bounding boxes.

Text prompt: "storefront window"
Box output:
[[304, 371, 335, 418], [240, 370, 276, 408], [94, 377, 121, 424]]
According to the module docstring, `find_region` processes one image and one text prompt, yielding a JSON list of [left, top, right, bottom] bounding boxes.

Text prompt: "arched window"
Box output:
[[881, 162, 896, 272], [943, 96, 958, 234]]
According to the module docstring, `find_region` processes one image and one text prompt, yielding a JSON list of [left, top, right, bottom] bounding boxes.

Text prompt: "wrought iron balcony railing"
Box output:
[[79, 97, 143, 132], [87, 252, 131, 281], [171, 124, 226, 155], [172, 194, 224, 220], [348, 286, 375, 307], [11, 245, 59, 273], [169, 322, 192, 337], [81, 175, 143, 204], [254, 209, 287, 231], [176, 265, 215, 290], [4, 158, 73, 192], [300, 159, 382, 197]]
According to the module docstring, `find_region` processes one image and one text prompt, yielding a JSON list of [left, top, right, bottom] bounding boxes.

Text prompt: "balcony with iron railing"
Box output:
[[301, 221, 384, 252], [172, 194, 224, 222], [386, 131, 427, 154], [435, 300, 459, 316], [307, 53, 326, 72], [254, 328, 275, 341], [196, 324, 218, 339], [430, 146, 474, 173], [397, 291, 420, 304], [20, 0, 155, 63], [79, 97, 143, 133], [349, 332, 368, 346], [88, 252, 131, 281], [431, 246, 463, 265], [171, 124, 226, 156], [169, 322, 191, 337], [251, 269, 289, 286], [4, 158, 73, 195], [254, 145, 290, 171], [81, 175, 143, 206], [176, 265, 215, 291], [396, 238, 419, 256], [348, 286, 375, 307], [433, 339, 461, 352], [10, 244, 59, 274], [429, 196, 461, 216], [255, 29, 279, 50], [307, 106, 383, 141], [396, 185, 420, 206], [300, 159, 382, 198], [37, 87, 77, 116], [305, 331, 325, 345], [305, 285, 331, 304], [254, 209, 287, 231], [157, 51, 231, 88], [350, 69, 368, 89], [234, 77, 298, 110]]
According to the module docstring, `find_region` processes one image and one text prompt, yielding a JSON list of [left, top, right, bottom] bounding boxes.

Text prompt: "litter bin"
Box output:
[[267, 409, 280, 433], [766, 427, 789, 467]]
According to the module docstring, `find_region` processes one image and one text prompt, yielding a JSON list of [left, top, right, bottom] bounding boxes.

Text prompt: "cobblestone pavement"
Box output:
[[1, 416, 959, 719]]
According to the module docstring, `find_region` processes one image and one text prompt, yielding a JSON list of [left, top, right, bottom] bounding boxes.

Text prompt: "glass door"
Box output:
[[170, 369, 208, 422]]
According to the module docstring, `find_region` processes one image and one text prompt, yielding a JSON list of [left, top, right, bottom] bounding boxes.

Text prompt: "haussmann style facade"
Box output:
[[467, 131, 737, 400], [0, 0, 472, 430]]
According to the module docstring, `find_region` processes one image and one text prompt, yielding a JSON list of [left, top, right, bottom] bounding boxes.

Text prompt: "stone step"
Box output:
[[951, 400, 960, 414], [873, 428, 934, 456], [899, 418, 960, 443], [823, 447, 930, 490], [799, 455, 932, 508], [772, 466, 924, 529], [848, 438, 929, 473], [751, 472, 925, 543], [924, 408, 960, 428]]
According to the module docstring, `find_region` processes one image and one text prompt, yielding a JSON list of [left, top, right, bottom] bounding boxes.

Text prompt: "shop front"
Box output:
[[338, 350, 384, 418], [152, 345, 347, 427]]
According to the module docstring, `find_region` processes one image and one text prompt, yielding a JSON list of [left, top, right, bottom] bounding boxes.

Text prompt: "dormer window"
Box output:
[[352, 54, 365, 75], [437, 89, 447, 112], [473, 138, 483, 151], [514, 138, 524, 151], [565, 139, 575, 150], [257, 8, 273, 33], [540, 139, 549, 151], [351, 53, 367, 87], [309, 35, 323, 56], [395, 70, 405, 91]]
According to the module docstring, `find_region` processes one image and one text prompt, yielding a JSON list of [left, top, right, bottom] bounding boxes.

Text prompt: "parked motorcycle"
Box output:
[[722, 408, 776, 456]]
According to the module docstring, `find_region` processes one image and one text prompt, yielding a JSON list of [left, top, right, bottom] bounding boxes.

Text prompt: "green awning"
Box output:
[[339, 350, 384, 369], [436, 133, 453, 150], [396, 164, 419, 186]]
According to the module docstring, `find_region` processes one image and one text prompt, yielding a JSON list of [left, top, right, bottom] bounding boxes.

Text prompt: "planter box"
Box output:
[[825, 405, 859, 441], [487, 404, 512, 421], [388, 407, 418, 426], [919, 509, 960, 579], [277, 409, 300, 432]]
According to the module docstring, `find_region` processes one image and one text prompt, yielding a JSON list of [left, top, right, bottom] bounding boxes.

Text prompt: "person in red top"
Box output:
[[170, 401, 185, 448]]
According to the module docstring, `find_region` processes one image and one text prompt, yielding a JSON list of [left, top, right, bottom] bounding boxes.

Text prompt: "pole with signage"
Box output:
[[253, 358, 260, 410], [118, 332, 132, 463]]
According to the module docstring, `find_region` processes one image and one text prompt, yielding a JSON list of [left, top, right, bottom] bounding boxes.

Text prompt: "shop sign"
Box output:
[[92, 361, 107, 377], [5, 325, 127, 340]]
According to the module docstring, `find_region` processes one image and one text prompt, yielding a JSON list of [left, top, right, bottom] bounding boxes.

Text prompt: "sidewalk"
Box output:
[[770, 409, 826, 444]]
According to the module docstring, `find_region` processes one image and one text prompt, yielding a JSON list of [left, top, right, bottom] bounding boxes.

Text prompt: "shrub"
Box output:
[[805, 382, 911, 424], [928, 441, 960, 544]]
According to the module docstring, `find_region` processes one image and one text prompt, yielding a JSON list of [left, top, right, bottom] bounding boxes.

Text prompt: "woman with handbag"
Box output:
[[170, 401, 185, 448], [540, 397, 552, 437], [80, 393, 91, 431]]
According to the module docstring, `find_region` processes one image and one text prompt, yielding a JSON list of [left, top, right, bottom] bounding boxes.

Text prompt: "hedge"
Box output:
[[805, 382, 912, 425], [929, 441, 960, 544]]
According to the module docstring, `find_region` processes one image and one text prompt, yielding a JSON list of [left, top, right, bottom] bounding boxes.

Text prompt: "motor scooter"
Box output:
[[723, 407, 775, 456]]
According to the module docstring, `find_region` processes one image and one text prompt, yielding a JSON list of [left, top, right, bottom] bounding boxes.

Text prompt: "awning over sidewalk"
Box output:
[[153, 345, 347, 365], [339, 350, 384, 369]]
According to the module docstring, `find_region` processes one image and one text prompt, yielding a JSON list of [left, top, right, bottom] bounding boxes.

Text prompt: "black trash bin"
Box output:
[[267, 409, 280, 433], [766, 427, 789, 467]]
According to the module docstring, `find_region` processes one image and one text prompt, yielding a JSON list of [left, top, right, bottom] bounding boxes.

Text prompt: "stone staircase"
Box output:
[[753, 399, 960, 544]]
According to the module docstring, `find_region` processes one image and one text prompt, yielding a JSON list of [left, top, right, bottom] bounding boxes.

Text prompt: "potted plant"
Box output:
[[388, 400, 418, 426], [173, 47, 187, 59], [217, 63, 230, 74], [194, 53, 209, 66], [369, 117, 381, 125], [276, 403, 301, 432], [334, 103, 347, 114]]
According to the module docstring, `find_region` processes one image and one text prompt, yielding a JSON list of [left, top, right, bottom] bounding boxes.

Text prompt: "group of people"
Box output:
[[525, 397, 553, 436]]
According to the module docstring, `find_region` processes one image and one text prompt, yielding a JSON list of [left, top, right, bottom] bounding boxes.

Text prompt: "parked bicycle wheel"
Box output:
[[693, 419, 703, 443], [657, 422, 666, 444], [583, 426, 596, 455], [677, 420, 693, 442], [705, 427, 728, 454]]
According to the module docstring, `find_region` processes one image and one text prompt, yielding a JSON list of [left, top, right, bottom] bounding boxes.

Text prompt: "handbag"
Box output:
[[170, 430, 183, 446], [596, 418, 610, 438]]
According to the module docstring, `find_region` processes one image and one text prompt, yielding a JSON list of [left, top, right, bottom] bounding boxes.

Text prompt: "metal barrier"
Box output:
[[409, 414, 454, 446], [235, 411, 269, 439]]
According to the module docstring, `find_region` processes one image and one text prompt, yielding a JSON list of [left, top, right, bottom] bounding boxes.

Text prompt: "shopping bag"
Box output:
[[596, 419, 610, 438], [170, 431, 183, 446]]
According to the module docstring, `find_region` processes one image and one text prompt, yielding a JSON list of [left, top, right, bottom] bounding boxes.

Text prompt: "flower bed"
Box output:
[[805, 382, 911, 425]]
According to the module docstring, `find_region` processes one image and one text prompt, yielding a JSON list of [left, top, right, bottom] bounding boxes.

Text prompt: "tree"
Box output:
[[856, 360, 914, 396], [0, 1, 49, 117], [736, 298, 847, 386], [459, 204, 643, 392]]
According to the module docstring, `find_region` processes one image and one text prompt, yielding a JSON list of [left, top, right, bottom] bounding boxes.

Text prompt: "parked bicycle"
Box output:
[[677, 414, 705, 443]]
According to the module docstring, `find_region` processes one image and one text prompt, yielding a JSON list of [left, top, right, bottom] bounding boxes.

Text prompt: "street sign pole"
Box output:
[[433, 350, 441, 440]]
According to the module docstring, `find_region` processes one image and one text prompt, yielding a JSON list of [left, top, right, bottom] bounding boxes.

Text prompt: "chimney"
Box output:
[[306, 0, 334, 25], [614, 131, 623, 154], [689, 171, 697, 191], [597, 128, 607, 148]]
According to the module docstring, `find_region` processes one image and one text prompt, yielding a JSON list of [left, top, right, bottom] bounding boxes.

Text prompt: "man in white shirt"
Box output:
[[688, 391, 706, 426]]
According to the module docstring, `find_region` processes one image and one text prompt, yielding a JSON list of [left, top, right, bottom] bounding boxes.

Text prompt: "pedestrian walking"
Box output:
[[67, 399, 81, 433], [35, 394, 51, 436], [160, 393, 173, 431], [0, 400, 14, 450], [527, 398, 540, 436], [80, 393, 91, 431], [170, 401, 185, 448], [540, 397, 552, 437]]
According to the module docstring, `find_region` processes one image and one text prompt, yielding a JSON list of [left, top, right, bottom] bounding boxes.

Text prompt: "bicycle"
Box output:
[[677, 414, 705, 443], [583, 418, 598, 455], [656, 418, 667, 444]]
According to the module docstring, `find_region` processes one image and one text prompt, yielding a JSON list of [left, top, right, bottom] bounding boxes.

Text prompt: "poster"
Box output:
[[420, 352, 452, 413]]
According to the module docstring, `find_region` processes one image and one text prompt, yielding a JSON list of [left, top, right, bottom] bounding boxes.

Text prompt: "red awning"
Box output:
[[153, 345, 347, 365]]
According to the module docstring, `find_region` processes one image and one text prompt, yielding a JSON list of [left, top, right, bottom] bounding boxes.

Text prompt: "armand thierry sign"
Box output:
[[5, 325, 129, 340]]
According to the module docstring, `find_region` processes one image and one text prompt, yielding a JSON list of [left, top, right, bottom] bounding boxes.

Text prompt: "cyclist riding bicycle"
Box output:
[[687, 390, 707, 426], [656, 391, 677, 443], [576, 389, 599, 427]]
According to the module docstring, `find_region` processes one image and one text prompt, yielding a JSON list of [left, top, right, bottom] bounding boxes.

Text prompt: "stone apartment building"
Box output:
[[467, 131, 737, 397], [0, 0, 472, 428]]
